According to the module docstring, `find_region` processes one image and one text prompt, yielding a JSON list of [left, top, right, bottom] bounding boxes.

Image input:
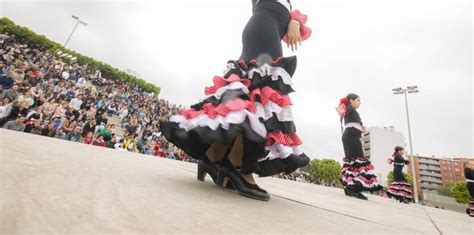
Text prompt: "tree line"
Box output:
[[0, 17, 160, 95]]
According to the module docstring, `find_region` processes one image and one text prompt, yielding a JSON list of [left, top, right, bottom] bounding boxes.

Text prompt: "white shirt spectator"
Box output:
[[119, 108, 128, 121], [53, 85, 68, 95], [30, 86, 44, 98], [26, 110, 43, 122], [69, 97, 83, 111], [15, 70, 25, 82], [0, 103, 12, 119], [77, 77, 86, 88], [16, 95, 34, 108], [94, 70, 101, 78], [61, 71, 70, 80], [114, 143, 127, 151]]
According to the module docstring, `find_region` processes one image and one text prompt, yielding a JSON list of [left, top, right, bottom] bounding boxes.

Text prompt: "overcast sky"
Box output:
[[1, 0, 472, 159]]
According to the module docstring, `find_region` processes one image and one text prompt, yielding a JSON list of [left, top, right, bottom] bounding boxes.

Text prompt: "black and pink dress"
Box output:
[[386, 154, 413, 202], [340, 106, 382, 193]]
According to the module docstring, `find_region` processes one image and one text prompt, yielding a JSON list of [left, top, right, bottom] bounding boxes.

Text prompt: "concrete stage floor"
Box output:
[[1, 129, 472, 234]]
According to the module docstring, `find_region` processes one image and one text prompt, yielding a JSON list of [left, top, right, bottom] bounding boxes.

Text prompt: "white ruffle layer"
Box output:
[[258, 143, 304, 162], [170, 109, 267, 138], [248, 64, 293, 85]]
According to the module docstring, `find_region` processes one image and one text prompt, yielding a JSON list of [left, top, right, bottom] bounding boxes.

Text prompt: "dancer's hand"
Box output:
[[286, 20, 302, 51]]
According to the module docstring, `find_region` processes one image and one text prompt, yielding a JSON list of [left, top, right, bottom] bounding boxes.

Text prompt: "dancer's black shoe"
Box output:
[[344, 188, 354, 197], [217, 157, 270, 201], [353, 191, 368, 200]]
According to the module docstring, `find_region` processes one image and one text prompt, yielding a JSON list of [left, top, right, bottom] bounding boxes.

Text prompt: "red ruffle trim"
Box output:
[[250, 86, 292, 106], [180, 99, 255, 120], [204, 74, 251, 96], [266, 131, 302, 146]]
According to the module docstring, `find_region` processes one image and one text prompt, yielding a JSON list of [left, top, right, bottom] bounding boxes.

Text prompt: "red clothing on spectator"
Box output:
[[92, 140, 106, 147], [31, 70, 41, 77], [83, 137, 93, 144], [154, 142, 165, 157]]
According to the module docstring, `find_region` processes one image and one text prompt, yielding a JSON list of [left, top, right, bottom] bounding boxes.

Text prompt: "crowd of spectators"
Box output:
[[274, 172, 310, 183], [0, 32, 194, 162]]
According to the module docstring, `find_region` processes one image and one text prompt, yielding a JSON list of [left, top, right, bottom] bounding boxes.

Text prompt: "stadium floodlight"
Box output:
[[392, 87, 403, 92], [64, 15, 88, 47]]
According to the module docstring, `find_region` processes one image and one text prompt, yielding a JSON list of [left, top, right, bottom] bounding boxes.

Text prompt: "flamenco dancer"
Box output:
[[336, 93, 382, 200], [386, 146, 413, 204], [160, 0, 312, 201], [464, 161, 474, 217]]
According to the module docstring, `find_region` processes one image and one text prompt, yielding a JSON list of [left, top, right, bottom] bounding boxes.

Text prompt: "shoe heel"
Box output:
[[197, 161, 207, 181], [222, 177, 232, 188], [216, 170, 226, 187]]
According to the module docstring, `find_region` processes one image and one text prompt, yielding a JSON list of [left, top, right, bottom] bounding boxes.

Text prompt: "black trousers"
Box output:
[[240, 0, 290, 61], [342, 127, 364, 160]]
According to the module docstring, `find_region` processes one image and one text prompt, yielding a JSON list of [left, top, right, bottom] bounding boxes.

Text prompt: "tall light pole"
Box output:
[[393, 86, 419, 203], [64, 15, 88, 48]]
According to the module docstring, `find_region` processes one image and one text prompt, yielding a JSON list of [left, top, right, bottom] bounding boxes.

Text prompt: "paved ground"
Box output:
[[1, 129, 472, 234]]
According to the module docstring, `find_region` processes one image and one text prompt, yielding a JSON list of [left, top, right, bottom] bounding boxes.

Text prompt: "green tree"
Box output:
[[309, 159, 341, 185], [450, 182, 470, 204], [387, 171, 414, 186], [437, 182, 455, 197]]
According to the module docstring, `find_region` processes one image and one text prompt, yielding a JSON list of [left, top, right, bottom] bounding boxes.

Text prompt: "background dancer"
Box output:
[[386, 146, 413, 204], [336, 93, 382, 200]]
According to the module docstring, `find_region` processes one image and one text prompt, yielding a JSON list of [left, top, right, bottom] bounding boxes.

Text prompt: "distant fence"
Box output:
[[421, 191, 466, 214]]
